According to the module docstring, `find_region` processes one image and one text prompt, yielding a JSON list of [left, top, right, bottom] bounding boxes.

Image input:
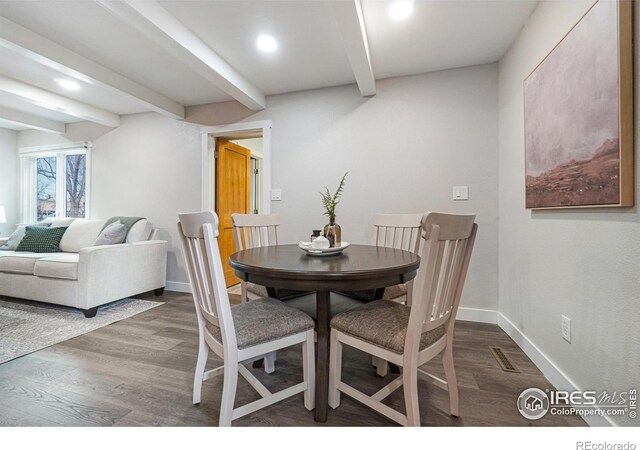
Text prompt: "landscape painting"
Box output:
[[524, 0, 633, 209]]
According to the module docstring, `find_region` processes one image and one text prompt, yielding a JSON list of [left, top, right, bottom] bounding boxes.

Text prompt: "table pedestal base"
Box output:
[[315, 290, 330, 422]]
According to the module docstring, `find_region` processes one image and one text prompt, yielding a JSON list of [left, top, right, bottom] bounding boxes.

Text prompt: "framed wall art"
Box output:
[[524, 0, 633, 209]]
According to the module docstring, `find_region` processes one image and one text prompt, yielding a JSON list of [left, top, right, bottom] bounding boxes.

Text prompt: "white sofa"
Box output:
[[0, 217, 167, 317]]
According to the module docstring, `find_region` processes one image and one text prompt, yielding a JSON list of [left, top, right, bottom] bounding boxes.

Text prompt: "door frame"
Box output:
[[200, 120, 272, 214]]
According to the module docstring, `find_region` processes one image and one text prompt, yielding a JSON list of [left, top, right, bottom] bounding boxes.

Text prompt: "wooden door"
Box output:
[[216, 139, 251, 287]]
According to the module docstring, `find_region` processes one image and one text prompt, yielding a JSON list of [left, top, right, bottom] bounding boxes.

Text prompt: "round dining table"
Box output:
[[228, 243, 421, 422]]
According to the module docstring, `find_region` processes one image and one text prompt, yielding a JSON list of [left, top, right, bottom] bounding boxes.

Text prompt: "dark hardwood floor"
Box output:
[[0, 291, 585, 427]]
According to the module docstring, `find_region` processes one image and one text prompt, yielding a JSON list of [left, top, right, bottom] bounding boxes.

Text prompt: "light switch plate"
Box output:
[[271, 189, 282, 201], [453, 186, 469, 201]]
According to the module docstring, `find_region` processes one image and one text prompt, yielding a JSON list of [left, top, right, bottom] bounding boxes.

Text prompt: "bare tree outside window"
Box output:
[[37, 157, 56, 221], [35, 153, 86, 221], [66, 154, 86, 218]]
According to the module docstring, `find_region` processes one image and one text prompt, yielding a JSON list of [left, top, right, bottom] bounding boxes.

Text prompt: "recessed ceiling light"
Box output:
[[256, 34, 278, 53], [55, 78, 80, 91], [388, 0, 414, 21]]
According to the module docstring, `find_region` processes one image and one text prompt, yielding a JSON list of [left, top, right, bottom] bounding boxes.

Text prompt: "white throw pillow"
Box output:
[[43, 217, 76, 228], [125, 219, 153, 243], [59, 219, 107, 252], [94, 221, 127, 246]]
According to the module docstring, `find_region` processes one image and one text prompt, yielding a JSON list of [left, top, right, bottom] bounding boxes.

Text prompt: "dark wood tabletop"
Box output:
[[229, 244, 421, 422]]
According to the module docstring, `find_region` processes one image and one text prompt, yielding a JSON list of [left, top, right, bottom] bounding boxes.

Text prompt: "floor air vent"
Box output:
[[489, 346, 521, 373]]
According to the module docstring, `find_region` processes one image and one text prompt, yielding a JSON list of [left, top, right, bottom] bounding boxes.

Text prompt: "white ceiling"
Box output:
[[0, 0, 538, 133], [361, 0, 538, 79], [0, 0, 232, 106], [160, 0, 356, 96]]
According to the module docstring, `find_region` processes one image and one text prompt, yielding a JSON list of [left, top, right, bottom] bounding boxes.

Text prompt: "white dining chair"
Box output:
[[361, 213, 425, 377], [328, 212, 478, 426], [178, 211, 315, 426], [231, 213, 280, 302], [373, 213, 425, 305], [232, 212, 312, 304], [336, 213, 424, 307]]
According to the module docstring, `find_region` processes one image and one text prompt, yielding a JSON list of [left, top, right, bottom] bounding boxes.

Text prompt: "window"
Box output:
[[36, 156, 57, 221], [64, 154, 87, 218], [20, 143, 90, 223]]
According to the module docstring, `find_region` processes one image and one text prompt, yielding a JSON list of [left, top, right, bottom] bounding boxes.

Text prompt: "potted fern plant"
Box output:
[[320, 171, 348, 248]]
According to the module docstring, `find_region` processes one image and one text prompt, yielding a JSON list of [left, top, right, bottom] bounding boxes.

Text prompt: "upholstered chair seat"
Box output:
[[331, 300, 446, 354], [382, 283, 408, 302], [245, 282, 269, 298], [206, 298, 315, 349]]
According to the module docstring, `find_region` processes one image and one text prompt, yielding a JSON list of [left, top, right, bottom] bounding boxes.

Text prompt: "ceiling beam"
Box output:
[[96, 0, 266, 111], [0, 75, 121, 128], [331, 0, 376, 97], [0, 16, 185, 120], [0, 106, 65, 134]]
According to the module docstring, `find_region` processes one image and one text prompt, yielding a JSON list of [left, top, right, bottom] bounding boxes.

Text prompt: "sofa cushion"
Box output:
[[0, 251, 69, 274], [59, 219, 106, 252], [43, 217, 76, 228], [2, 222, 51, 250], [94, 221, 127, 246], [16, 226, 68, 253], [125, 219, 153, 243], [33, 254, 79, 280]]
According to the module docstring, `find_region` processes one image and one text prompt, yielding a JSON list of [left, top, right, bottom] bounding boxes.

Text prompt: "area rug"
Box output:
[[0, 297, 163, 364]]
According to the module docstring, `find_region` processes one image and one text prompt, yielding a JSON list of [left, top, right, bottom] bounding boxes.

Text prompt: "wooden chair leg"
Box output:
[[403, 361, 421, 427], [328, 331, 342, 409], [263, 352, 276, 374], [405, 280, 414, 307], [443, 344, 459, 417], [193, 337, 209, 405], [240, 281, 248, 303], [302, 330, 315, 411], [372, 356, 388, 377], [219, 359, 239, 427]]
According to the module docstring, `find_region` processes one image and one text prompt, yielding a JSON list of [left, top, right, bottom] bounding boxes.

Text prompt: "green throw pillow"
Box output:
[[15, 226, 68, 253]]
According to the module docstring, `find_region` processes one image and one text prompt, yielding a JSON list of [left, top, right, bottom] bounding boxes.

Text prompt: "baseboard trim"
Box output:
[[165, 281, 191, 293], [456, 307, 498, 324], [497, 312, 613, 427]]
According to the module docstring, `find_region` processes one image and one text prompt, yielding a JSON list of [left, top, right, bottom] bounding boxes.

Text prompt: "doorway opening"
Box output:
[[201, 120, 272, 288]]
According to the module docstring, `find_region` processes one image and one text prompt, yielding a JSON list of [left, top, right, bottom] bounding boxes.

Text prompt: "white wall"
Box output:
[[90, 114, 202, 284], [498, 1, 639, 426], [235, 64, 500, 311], [231, 137, 263, 158], [0, 128, 18, 235], [15, 64, 500, 312], [18, 114, 203, 285]]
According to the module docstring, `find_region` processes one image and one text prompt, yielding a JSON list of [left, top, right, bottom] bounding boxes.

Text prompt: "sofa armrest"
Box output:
[[77, 240, 168, 308]]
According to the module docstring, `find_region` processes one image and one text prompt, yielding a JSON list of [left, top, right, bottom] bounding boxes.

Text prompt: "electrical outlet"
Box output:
[[561, 315, 571, 343]]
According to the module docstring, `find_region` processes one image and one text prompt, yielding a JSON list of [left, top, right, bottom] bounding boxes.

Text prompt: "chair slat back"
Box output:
[[373, 213, 424, 253], [406, 212, 477, 352], [178, 211, 237, 351], [232, 213, 281, 251]]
